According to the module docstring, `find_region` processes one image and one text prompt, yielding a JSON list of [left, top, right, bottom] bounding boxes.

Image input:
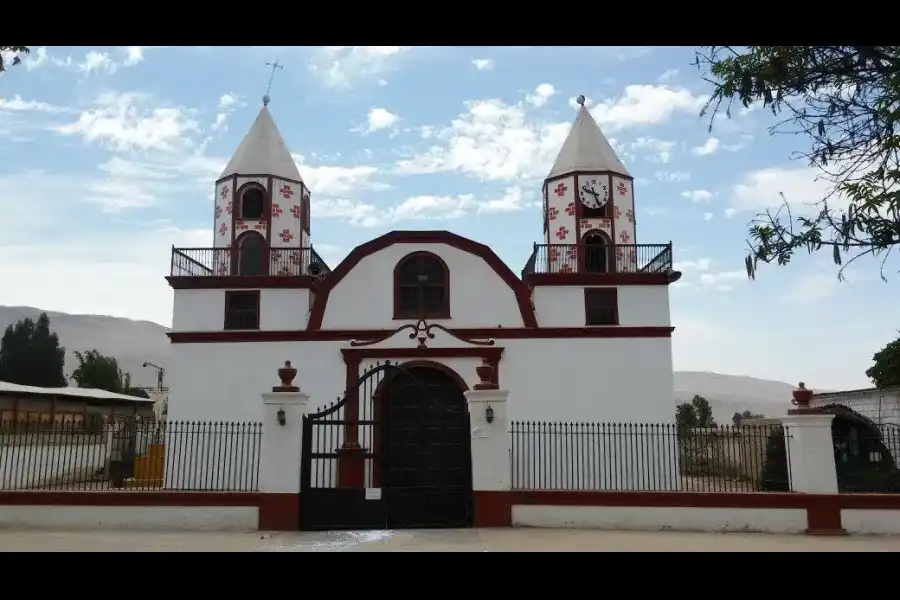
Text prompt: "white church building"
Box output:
[[164, 96, 681, 528]]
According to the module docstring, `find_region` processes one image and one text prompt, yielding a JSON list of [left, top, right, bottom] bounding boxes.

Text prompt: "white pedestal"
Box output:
[[465, 389, 510, 492], [259, 391, 309, 494], [779, 413, 838, 494]]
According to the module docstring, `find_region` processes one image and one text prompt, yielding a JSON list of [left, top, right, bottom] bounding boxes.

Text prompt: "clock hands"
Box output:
[[581, 184, 601, 206]]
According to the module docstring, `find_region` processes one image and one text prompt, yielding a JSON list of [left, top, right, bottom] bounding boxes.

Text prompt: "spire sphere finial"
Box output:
[[576, 95, 586, 106]]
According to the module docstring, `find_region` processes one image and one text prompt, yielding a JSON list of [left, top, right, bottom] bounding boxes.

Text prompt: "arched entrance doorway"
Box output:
[[583, 230, 610, 273], [299, 361, 474, 530], [377, 364, 473, 529]]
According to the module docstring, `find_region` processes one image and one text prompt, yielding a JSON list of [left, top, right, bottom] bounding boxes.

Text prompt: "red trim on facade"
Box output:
[[168, 326, 674, 344], [167, 275, 320, 290], [307, 231, 538, 330], [0, 491, 260, 506]]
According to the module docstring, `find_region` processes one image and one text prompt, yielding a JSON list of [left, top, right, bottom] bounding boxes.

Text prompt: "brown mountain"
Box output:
[[0, 306, 795, 420]]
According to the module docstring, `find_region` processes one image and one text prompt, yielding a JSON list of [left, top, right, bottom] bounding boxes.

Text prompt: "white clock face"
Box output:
[[578, 177, 608, 209]]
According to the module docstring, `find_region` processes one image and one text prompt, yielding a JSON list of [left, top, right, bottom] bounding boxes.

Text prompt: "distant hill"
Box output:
[[0, 306, 798, 419]]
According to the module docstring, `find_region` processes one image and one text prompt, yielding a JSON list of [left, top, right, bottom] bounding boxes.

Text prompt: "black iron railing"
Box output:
[[521, 243, 672, 277], [510, 421, 791, 493], [835, 424, 900, 493], [170, 246, 332, 278], [0, 420, 262, 492]]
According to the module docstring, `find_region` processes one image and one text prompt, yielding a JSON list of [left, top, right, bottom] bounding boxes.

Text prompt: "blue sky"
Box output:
[[0, 46, 896, 390]]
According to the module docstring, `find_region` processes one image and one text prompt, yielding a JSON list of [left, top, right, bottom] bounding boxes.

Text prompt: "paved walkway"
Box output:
[[2, 528, 900, 552]]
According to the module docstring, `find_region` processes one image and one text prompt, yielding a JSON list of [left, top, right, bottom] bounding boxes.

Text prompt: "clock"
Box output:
[[579, 177, 608, 210]]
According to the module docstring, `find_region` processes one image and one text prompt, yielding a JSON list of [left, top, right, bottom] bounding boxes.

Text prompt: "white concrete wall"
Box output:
[[172, 289, 311, 332], [320, 243, 526, 329], [167, 332, 675, 425], [533, 285, 671, 328], [0, 436, 107, 490], [512, 505, 809, 534], [811, 389, 900, 425], [0, 505, 257, 531]]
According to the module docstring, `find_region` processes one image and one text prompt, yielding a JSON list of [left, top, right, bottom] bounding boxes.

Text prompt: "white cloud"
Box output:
[[78, 51, 117, 75], [590, 85, 708, 133], [655, 170, 690, 183], [365, 107, 400, 133], [0, 95, 71, 114], [123, 46, 145, 67], [724, 208, 738, 218], [658, 69, 678, 82], [730, 166, 838, 215], [631, 138, 675, 163], [211, 93, 243, 132], [681, 189, 713, 203], [310, 46, 410, 88], [673, 258, 744, 292], [473, 58, 494, 71], [692, 137, 720, 156], [526, 84, 556, 108], [56, 92, 200, 152], [25, 46, 49, 71], [702, 212, 713, 221]]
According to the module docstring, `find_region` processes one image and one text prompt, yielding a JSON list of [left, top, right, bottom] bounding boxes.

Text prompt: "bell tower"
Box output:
[[212, 98, 312, 276], [542, 95, 636, 273]]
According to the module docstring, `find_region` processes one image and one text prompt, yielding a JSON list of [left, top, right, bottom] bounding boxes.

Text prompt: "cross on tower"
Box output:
[[554, 182, 568, 197], [263, 60, 284, 106]]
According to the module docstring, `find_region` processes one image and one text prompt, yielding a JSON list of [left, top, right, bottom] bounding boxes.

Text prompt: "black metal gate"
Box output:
[[299, 361, 473, 530]]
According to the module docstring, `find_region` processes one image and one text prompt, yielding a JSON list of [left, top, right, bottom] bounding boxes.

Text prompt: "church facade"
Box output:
[[165, 97, 680, 436]]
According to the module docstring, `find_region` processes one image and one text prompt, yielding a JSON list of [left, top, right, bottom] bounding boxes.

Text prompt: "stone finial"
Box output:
[[791, 381, 813, 409], [473, 357, 499, 391], [273, 361, 299, 392]]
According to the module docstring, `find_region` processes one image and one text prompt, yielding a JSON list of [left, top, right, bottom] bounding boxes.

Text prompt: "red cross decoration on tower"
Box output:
[[279, 229, 294, 243], [218, 223, 228, 237], [225, 200, 233, 215], [614, 206, 622, 220], [565, 202, 576, 216], [215, 205, 222, 219], [548, 206, 559, 221], [280, 184, 294, 200], [555, 226, 569, 241], [554, 182, 568, 197], [617, 181, 628, 196], [548, 247, 560, 262], [625, 209, 635, 223], [580, 219, 591, 229], [290, 205, 302, 219], [220, 185, 229, 200], [235, 220, 249, 231], [619, 230, 631, 244], [272, 203, 283, 218]]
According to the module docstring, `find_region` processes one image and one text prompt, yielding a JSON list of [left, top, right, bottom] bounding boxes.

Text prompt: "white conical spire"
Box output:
[[547, 97, 631, 179], [218, 105, 303, 182]]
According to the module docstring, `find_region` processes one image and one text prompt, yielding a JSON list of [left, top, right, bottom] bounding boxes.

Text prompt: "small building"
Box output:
[[810, 386, 900, 426], [0, 380, 155, 430]]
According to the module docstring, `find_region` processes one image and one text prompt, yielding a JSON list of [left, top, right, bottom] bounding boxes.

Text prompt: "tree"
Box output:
[[69, 349, 146, 397], [0, 46, 30, 74], [0, 313, 66, 387], [693, 46, 900, 281], [732, 410, 766, 426], [866, 332, 900, 388], [675, 394, 717, 431]]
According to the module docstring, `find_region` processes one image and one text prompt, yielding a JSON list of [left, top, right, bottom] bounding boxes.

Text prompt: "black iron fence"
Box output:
[[170, 246, 331, 278], [510, 421, 792, 493], [0, 420, 262, 492], [522, 243, 672, 277], [835, 424, 900, 494]]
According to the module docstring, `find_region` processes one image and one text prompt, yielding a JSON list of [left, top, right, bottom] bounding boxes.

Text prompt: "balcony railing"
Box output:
[[170, 247, 332, 278], [522, 243, 672, 277]]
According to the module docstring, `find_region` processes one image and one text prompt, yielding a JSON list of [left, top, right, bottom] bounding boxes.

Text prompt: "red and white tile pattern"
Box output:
[[611, 175, 636, 271], [214, 180, 234, 248]]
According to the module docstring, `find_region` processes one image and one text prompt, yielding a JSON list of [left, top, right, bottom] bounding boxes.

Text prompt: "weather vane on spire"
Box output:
[[263, 60, 284, 107]]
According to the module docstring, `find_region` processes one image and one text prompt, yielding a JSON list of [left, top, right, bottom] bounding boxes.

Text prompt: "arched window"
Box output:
[[240, 185, 265, 220], [583, 231, 610, 274], [236, 232, 267, 276], [394, 252, 450, 319]]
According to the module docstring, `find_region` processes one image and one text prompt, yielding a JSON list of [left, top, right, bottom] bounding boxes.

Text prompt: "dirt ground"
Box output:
[[2, 527, 900, 552]]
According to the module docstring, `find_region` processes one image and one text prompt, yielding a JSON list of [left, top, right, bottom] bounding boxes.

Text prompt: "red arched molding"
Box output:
[[307, 230, 538, 329], [234, 181, 268, 221], [393, 251, 451, 320], [369, 360, 470, 488], [232, 230, 268, 277]]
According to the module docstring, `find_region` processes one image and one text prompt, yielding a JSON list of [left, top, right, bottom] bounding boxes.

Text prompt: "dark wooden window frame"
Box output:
[[224, 290, 261, 330], [393, 251, 451, 320], [236, 182, 268, 221], [581, 229, 613, 275], [584, 287, 619, 326]]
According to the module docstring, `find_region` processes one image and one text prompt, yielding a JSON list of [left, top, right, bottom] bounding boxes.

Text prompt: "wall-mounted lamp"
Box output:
[[277, 407, 286, 427], [485, 405, 495, 424]]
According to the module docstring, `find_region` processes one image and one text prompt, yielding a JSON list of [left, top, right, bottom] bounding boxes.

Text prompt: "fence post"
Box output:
[[464, 359, 511, 527], [258, 361, 309, 531], [779, 382, 839, 495]]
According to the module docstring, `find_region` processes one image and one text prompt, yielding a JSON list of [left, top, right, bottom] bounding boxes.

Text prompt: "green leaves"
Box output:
[[0, 46, 30, 74]]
